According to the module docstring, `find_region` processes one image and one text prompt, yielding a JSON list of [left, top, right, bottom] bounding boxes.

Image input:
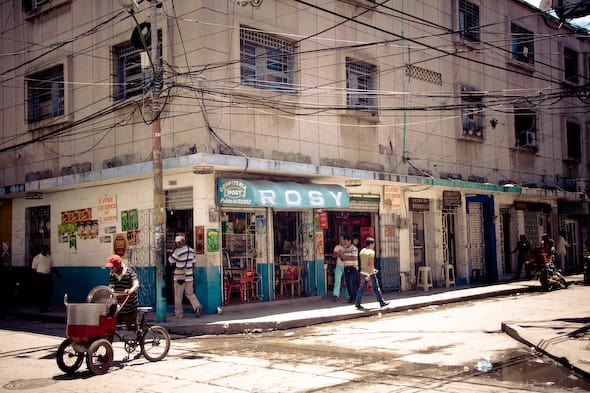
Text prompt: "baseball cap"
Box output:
[[175, 235, 185, 243], [105, 254, 122, 268]]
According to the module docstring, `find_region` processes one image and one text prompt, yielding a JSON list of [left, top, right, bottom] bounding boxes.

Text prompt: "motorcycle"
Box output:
[[526, 247, 568, 291]]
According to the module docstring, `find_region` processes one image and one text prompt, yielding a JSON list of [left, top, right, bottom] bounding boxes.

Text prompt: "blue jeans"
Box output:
[[332, 264, 348, 298], [355, 273, 386, 306], [344, 266, 358, 301]]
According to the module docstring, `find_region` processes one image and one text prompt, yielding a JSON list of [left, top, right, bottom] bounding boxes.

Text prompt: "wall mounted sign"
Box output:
[[409, 197, 430, 212], [217, 178, 349, 208], [442, 191, 461, 208]]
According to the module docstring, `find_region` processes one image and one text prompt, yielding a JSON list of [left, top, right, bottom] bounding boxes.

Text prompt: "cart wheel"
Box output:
[[141, 326, 170, 362], [56, 339, 84, 374], [86, 339, 113, 374]]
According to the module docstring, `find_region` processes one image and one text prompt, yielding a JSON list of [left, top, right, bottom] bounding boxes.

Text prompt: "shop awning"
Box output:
[[217, 178, 349, 208]]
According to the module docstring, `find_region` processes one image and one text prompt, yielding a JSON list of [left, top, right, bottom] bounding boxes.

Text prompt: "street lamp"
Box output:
[[120, 0, 166, 322]]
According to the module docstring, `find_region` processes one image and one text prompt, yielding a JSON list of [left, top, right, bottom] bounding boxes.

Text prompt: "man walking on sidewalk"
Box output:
[[355, 237, 389, 310], [168, 235, 203, 318]]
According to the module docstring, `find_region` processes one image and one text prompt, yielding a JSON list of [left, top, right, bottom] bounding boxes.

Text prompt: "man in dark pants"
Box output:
[[341, 235, 359, 304], [511, 234, 532, 281]]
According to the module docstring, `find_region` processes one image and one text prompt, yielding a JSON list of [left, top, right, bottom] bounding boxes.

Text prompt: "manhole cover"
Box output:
[[3, 378, 57, 390]]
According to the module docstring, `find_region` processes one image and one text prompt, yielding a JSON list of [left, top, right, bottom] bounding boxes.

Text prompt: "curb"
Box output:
[[167, 285, 532, 336], [501, 321, 590, 379]]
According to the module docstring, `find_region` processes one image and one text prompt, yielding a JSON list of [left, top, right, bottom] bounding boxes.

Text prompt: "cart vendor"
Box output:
[[105, 254, 139, 330]]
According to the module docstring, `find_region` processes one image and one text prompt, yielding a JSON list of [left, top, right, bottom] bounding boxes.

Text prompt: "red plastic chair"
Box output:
[[241, 270, 257, 302], [224, 272, 244, 304], [282, 265, 300, 297]]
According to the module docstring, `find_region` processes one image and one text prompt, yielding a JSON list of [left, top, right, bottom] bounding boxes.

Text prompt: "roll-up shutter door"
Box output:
[[166, 187, 193, 210]]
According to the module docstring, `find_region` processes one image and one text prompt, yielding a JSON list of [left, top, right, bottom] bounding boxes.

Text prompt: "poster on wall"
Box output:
[[206, 228, 219, 253], [127, 209, 138, 230], [77, 220, 99, 240], [97, 195, 117, 223], [113, 233, 128, 259], [195, 226, 205, 254], [255, 214, 266, 234], [58, 223, 77, 243], [318, 211, 328, 229], [127, 230, 140, 246], [69, 234, 76, 250], [61, 208, 92, 224], [315, 231, 324, 259], [121, 211, 128, 232]]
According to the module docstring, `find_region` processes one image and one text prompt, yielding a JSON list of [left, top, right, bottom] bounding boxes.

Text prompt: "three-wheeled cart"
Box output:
[[56, 286, 170, 375]]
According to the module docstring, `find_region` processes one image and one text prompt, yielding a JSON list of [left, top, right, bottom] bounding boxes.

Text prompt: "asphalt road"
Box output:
[[0, 286, 588, 392]]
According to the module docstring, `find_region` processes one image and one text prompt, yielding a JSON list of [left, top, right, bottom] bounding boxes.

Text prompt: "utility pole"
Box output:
[[149, 0, 166, 323], [121, 0, 166, 321]]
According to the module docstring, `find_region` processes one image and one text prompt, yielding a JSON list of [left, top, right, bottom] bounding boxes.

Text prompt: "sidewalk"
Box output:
[[2, 275, 588, 377]]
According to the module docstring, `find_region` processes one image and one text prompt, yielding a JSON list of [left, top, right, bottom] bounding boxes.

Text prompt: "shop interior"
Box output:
[[220, 211, 308, 304], [221, 212, 263, 304], [273, 211, 305, 298], [323, 211, 373, 293]]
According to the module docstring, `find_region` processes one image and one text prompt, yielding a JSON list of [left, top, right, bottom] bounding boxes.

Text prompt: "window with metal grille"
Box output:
[[459, 0, 480, 42], [22, 0, 50, 13], [240, 27, 296, 93], [461, 86, 484, 139], [112, 30, 162, 101], [346, 58, 377, 113], [566, 121, 581, 161], [511, 24, 534, 64], [514, 108, 538, 151], [26, 64, 64, 122], [564, 47, 579, 83]]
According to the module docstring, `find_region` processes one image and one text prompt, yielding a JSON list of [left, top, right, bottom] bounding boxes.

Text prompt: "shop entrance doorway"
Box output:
[[412, 212, 426, 279], [564, 219, 580, 272], [274, 211, 306, 298], [23, 205, 50, 304], [165, 209, 193, 305], [323, 211, 372, 294]]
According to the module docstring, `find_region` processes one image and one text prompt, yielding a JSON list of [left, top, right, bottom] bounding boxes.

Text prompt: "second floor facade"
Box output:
[[1, 0, 590, 195]]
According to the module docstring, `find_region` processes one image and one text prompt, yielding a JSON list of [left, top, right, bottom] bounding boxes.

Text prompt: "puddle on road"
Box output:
[[482, 350, 590, 390], [379, 349, 589, 391]]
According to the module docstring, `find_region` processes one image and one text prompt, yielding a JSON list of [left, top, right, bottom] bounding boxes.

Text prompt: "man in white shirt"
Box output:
[[31, 244, 53, 312], [332, 236, 348, 301], [556, 231, 569, 272]]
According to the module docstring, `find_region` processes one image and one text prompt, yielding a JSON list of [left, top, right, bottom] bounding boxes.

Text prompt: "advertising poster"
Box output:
[[206, 228, 219, 253]]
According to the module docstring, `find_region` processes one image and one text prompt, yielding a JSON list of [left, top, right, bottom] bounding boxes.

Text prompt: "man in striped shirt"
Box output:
[[168, 235, 202, 318], [106, 254, 139, 330]]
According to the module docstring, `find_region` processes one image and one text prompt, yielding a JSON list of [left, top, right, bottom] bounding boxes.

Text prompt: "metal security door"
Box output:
[[467, 202, 485, 280], [379, 213, 400, 290], [442, 208, 458, 266], [565, 220, 579, 272]]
